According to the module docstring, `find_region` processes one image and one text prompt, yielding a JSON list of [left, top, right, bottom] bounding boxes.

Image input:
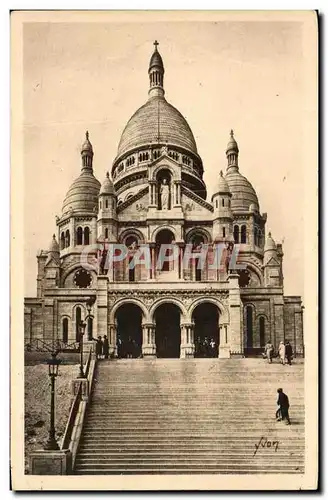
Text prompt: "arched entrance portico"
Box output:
[[115, 303, 143, 358], [155, 303, 181, 358], [192, 302, 220, 358]]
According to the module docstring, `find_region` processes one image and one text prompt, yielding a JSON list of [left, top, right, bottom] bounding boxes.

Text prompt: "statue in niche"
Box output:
[[160, 178, 170, 210]]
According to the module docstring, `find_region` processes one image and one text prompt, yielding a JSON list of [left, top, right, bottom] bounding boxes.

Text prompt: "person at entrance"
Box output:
[[276, 388, 291, 425], [103, 335, 109, 359], [278, 341, 286, 365], [127, 336, 134, 359], [210, 338, 217, 357], [285, 341, 293, 365]]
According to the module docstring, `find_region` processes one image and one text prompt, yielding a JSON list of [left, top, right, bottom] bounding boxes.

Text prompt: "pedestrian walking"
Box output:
[[276, 388, 291, 425], [264, 341, 274, 363], [278, 341, 286, 365], [285, 341, 293, 365], [103, 335, 109, 359]]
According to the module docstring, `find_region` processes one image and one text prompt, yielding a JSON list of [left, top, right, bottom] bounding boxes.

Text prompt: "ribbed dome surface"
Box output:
[[62, 171, 101, 214], [116, 96, 198, 159], [225, 170, 259, 212], [100, 172, 115, 195]]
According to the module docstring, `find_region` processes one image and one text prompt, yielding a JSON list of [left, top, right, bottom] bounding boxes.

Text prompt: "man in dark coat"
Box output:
[[103, 335, 109, 359], [277, 388, 291, 425], [285, 341, 293, 365], [95, 336, 103, 360]]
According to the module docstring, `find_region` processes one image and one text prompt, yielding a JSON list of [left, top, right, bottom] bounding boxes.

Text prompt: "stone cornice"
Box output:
[[182, 186, 214, 212]]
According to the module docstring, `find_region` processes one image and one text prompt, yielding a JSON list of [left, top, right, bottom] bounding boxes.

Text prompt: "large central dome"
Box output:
[[117, 96, 198, 159]]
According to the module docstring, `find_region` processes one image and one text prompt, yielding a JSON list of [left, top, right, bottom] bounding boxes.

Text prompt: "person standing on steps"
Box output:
[[103, 335, 109, 359], [278, 341, 286, 365], [276, 388, 291, 425], [95, 335, 103, 360], [285, 341, 293, 365], [264, 341, 274, 363]]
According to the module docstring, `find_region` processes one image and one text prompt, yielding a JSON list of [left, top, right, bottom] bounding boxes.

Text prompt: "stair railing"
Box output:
[[60, 347, 97, 471]]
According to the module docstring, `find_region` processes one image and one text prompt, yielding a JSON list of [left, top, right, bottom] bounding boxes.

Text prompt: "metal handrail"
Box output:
[[61, 382, 82, 450], [24, 338, 80, 353]]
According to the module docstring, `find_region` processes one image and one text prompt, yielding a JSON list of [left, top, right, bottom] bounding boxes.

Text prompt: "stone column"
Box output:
[[228, 272, 243, 357], [109, 323, 117, 357], [180, 322, 195, 358], [218, 323, 230, 358], [142, 323, 156, 358], [149, 181, 157, 208]]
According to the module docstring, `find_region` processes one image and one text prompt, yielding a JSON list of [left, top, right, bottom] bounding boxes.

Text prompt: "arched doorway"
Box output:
[[155, 229, 175, 272], [116, 303, 143, 358], [193, 303, 219, 357], [155, 303, 181, 358]]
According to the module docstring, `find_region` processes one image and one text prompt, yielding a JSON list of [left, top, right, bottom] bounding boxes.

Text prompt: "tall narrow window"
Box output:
[[254, 227, 258, 246], [259, 317, 265, 347], [77, 227, 83, 245], [87, 317, 93, 341], [105, 199, 108, 209], [60, 232, 65, 250], [62, 318, 68, 343], [84, 227, 90, 245], [246, 306, 253, 348], [195, 258, 201, 282], [76, 307, 81, 342], [241, 225, 247, 244], [222, 198, 225, 207], [233, 225, 239, 243], [65, 229, 70, 248], [128, 256, 135, 282], [105, 228, 109, 239], [222, 227, 226, 238]]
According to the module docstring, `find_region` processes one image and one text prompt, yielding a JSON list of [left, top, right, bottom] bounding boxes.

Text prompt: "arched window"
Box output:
[[228, 199, 231, 207], [77, 227, 83, 245], [241, 225, 247, 244], [128, 255, 135, 282], [222, 227, 226, 238], [76, 307, 81, 342], [60, 232, 65, 250], [259, 317, 265, 347], [215, 200, 218, 208], [87, 317, 93, 341], [65, 229, 70, 248], [62, 318, 68, 344], [84, 227, 90, 245], [246, 306, 253, 348], [99, 200, 102, 210], [233, 225, 239, 243], [195, 258, 202, 282], [222, 198, 225, 207], [105, 199, 108, 209], [105, 228, 109, 239]]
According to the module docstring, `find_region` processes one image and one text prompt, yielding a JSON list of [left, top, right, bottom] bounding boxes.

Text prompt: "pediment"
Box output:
[[182, 187, 213, 216], [266, 256, 280, 267]]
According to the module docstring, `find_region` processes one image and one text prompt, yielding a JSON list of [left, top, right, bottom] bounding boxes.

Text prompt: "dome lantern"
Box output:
[[81, 130, 94, 171], [148, 40, 165, 99], [226, 129, 239, 172]]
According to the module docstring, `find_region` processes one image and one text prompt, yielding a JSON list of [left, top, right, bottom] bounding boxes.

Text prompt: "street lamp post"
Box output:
[[78, 320, 87, 378], [44, 353, 62, 451]]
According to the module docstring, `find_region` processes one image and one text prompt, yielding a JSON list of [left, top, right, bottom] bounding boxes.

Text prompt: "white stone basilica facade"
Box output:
[[24, 42, 304, 358]]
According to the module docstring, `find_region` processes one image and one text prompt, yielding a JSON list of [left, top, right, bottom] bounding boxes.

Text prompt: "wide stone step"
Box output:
[[74, 463, 304, 472]]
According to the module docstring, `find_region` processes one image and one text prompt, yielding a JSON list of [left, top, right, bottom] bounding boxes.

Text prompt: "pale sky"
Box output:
[[23, 16, 308, 297]]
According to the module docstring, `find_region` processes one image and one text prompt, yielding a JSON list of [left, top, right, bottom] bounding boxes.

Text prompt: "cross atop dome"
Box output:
[[148, 41, 165, 98]]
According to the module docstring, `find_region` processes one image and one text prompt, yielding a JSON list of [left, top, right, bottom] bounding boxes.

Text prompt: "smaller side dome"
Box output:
[[49, 234, 59, 253], [216, 170, 231, 194], [264, 232, 277, 252], [100, 172, 115, 195]]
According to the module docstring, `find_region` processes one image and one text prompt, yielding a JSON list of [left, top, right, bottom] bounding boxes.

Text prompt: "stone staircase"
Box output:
[[75, 359, 304, 475]]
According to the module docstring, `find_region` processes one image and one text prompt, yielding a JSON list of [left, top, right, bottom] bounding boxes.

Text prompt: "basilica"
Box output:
[[24, 42, 304, 359]]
